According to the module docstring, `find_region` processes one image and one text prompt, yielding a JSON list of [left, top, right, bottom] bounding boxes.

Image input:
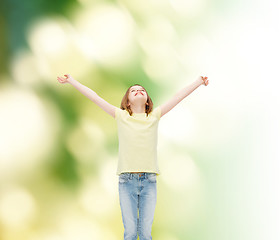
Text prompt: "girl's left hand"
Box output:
[[200, 76, 209, 86]]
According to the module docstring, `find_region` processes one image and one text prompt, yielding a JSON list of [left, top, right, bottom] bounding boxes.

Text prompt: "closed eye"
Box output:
[[131, 89, 145, 92]]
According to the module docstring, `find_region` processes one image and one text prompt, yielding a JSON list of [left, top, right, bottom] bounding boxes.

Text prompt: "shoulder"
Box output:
[[150, 106, 161, 120], [114, 108, 127, 120]]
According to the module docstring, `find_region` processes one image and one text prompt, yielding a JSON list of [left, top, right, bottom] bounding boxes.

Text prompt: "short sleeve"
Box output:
[[114, 108, 122, 120], [153, 107, 161, 120]]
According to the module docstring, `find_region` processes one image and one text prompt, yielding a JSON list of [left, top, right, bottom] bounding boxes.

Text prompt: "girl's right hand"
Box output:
[[57, 74, 74, 84]]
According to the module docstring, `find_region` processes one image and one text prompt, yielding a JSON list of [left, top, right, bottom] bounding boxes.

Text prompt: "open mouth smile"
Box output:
[[135, 92, 144, 96]]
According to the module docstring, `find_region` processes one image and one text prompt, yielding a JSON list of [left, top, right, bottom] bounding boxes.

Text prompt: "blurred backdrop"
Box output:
[[0, 0, 279, 240]]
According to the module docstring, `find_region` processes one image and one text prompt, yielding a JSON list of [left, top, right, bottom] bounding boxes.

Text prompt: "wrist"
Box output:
[[196, 77, 203, 85], [68, 77, 76, 84]]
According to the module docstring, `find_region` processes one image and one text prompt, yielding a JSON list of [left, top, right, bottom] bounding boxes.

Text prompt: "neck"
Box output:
[[130, 104, 146, 114]]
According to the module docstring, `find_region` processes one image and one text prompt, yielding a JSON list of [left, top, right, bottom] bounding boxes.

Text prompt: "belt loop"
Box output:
[[129, 173, 132, 180], [145, 173, 147, 179]]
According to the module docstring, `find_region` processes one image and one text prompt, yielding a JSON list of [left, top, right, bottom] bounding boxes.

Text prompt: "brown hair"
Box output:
[[120, 84, 153, 116]]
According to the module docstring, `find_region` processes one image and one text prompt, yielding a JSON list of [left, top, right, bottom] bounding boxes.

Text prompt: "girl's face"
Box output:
[[128, 85, 148, 106]]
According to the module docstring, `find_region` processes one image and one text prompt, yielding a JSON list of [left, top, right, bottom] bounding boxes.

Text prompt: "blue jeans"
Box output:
[[118, 172, 157, 240]]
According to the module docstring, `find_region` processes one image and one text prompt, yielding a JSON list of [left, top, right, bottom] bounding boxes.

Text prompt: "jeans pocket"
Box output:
[[119, 174, 129, 184], [147, 173, 157, 183]]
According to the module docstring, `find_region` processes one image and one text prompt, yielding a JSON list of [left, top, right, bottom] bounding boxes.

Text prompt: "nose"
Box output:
[[135, 90, 144, 95]]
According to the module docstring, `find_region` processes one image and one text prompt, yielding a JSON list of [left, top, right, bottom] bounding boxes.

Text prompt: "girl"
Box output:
[[57, 74, 209, 240]]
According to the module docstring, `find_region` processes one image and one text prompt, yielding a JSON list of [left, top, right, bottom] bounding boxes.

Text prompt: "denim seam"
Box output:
[[138, 198, 142, 239]]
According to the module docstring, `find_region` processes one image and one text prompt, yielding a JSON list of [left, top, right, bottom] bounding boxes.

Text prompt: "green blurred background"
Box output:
[[0, 0, 279, 239]]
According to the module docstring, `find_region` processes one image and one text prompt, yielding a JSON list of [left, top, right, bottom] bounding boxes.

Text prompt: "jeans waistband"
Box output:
[[120, 172, 156, 179]]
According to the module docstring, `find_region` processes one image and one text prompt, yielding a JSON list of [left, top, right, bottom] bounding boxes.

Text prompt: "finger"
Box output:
[[58, 77, 65, 82]]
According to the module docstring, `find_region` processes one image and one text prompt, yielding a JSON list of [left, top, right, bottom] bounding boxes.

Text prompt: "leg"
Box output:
[[138, 174, 157, 240], [119, 174, 139, 240]]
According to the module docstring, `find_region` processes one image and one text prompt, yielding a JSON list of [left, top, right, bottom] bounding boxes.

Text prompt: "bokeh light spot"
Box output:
[[0, 86, 59, 179], [0, 186, 36, 227]]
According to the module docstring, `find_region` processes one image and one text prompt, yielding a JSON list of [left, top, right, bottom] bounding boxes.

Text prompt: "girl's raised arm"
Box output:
[[57, 74, 117, 118], [159, 76, 209, 118]]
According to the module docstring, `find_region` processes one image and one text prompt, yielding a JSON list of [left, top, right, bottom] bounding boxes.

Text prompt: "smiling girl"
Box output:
[[57, 74, 209, 240]]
